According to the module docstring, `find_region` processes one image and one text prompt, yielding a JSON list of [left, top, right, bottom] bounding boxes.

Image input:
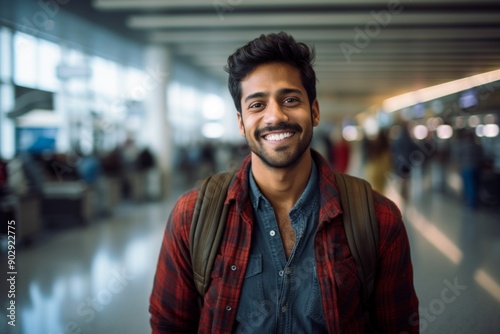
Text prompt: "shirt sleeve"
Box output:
[[149, 189, 201, 333], [370, 193, 420, 333]]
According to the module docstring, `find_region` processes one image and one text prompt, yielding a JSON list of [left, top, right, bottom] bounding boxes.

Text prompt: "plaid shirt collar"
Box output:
[[226, 149, 343, 223]]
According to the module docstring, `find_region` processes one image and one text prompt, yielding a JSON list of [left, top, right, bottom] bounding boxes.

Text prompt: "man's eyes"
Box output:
[[284, 97, 299, 104], [248, 97, 300, 110], [249, 102, 264, 109]]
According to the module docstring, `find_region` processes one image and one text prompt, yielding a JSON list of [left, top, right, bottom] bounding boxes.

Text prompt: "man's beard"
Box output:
[[244, 121, 313, 169]]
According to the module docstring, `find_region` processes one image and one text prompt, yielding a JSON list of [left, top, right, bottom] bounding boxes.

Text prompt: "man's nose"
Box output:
[[264, 100, 289, 124]]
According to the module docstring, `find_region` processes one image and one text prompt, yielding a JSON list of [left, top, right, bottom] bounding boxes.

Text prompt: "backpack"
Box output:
[[189, 170, 379, 305]]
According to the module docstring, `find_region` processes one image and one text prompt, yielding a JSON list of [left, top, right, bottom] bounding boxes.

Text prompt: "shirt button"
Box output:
[[285, 267, 291, 275], [281, 306, 287, 313], [279, 270, 284, 276], [226, 306, 232, 311], [231, 265, 237, 271], [269, 230, 276, 237]]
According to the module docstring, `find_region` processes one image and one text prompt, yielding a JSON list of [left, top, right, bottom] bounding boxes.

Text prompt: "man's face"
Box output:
[[237, 62, 320, 169]]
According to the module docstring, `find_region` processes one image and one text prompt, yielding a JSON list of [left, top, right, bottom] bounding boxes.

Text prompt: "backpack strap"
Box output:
[[189, 171, 235, 296], [189, 170, 379, 305], [334, 172, 379, 305]]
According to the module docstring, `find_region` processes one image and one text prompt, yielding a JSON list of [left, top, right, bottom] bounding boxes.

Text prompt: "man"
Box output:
[[150, 32, 419, 333]]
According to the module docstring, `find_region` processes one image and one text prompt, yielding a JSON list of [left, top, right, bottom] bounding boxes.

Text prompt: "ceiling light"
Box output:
[[383, 69, 500, 113]]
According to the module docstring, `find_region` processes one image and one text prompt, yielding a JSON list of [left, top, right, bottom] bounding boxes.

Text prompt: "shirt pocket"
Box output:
[[333, 257, 363, 323], [305, 268, 327, 326], [236, 254, 266, 322]]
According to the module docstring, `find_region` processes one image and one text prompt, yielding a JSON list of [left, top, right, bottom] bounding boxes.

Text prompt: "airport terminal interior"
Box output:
[[1, 1, 500, 333]]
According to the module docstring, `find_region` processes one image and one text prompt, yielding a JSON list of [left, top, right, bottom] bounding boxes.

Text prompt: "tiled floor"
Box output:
[[2, 171, 500, 334]]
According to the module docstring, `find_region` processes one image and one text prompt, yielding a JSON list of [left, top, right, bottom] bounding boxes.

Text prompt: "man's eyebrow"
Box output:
[[278, 88, 303, 96], [244, 92, 268, 103], [244, 88, 303, 103]]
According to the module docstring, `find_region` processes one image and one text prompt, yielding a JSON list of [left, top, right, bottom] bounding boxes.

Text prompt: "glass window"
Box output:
[[167, 81, 181, 116], [90, 56, 119, 98], [0, 27, 12, 82], [202, 94, 225, 120], [125, 67, 145, 101], [38, 39, 61, 91], [64, 48, 88, 96], [182, 86, 198, 116], [0, 83, 14, 113], [1, 84, 15, 159], [13, 32, 37, 88]]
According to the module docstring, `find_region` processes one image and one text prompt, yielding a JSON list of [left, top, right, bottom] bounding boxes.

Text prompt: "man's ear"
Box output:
[[311, 100, 320, 127], [237, 111, 246, 136]]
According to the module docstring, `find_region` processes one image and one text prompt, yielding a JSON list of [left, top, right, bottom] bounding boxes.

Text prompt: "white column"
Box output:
[[142, 45, 172, 198]]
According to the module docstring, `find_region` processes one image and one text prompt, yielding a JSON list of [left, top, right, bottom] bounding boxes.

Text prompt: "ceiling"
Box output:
[[66, 0, 500, 120]]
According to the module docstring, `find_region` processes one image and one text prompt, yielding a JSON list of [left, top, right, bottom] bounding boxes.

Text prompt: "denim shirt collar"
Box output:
[[248, 159, 319, 216]]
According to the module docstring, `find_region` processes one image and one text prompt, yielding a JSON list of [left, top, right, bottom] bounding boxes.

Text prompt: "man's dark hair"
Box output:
[[225, 32, 317, 112]]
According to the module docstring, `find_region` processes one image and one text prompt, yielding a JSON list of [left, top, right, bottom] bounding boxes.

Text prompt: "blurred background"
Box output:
[[0, 0, 499, 333]]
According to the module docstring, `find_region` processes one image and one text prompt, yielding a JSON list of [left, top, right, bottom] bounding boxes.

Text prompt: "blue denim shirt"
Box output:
[[234, 162, 327, 333]]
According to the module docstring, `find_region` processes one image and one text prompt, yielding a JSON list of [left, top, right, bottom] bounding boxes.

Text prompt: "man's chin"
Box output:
[[257, 149, 303, 169], [274, 145, 291, 153]]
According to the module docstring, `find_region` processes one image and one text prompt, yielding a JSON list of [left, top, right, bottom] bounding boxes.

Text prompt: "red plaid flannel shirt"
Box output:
[[150, 151, 419, 333]]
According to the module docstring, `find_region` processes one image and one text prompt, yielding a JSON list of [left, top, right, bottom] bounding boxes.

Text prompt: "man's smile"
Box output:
[[262, 131, 295, 142]]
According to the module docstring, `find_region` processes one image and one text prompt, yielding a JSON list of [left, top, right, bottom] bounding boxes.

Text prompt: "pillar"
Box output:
[[142, 45, 173, 199]]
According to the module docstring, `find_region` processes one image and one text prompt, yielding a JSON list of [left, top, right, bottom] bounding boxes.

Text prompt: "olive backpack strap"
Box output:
[[189, 171, 235, 297], [334, 172, 379, 305]]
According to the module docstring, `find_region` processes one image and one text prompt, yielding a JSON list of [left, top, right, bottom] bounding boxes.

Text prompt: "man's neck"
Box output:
[[250, 150, 313, 211]]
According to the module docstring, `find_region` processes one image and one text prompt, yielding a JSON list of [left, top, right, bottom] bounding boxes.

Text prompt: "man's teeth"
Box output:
[[265, 132, 293, 141]]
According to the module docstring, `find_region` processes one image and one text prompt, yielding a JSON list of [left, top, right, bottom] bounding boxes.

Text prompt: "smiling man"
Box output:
[[150, 32, 419, 333], [238, 62, 318, 170]]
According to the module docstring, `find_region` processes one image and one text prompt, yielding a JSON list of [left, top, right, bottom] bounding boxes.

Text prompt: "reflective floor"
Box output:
[[2, 173, 500, 334]]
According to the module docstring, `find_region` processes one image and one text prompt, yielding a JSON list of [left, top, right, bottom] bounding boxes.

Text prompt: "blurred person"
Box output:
[[331, 130, 351, 173], [454, 129, 484, 209], [493, 135, 500, 174], [177, 146, 193, 184], [150, 32, 418, 333], [365, 131, 392, 194], [486, 134, 500, 204], [18, 152, 45, 194], [78, 150, 111, 216], [120, 136, 139, 198], [389, 123, 418, 200], [199, 142, 216, 178], [136, 147, 156, 171], [77, 152, 102, 186], [0, 159, 8, 192]]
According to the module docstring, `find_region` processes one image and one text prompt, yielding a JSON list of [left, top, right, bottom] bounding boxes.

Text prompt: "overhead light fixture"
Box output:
[[148, 28, 500, 43], [383, 68, 500, 113], [94, 0, 363, 10]]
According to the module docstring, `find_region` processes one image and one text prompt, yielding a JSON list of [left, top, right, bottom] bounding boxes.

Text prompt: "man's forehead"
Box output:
[[240, 63, 304, 97]]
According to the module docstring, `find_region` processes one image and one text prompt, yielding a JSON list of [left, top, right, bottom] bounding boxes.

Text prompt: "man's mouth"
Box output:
[[263, 132, 294, 141], [255, 122, 302, 142]]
